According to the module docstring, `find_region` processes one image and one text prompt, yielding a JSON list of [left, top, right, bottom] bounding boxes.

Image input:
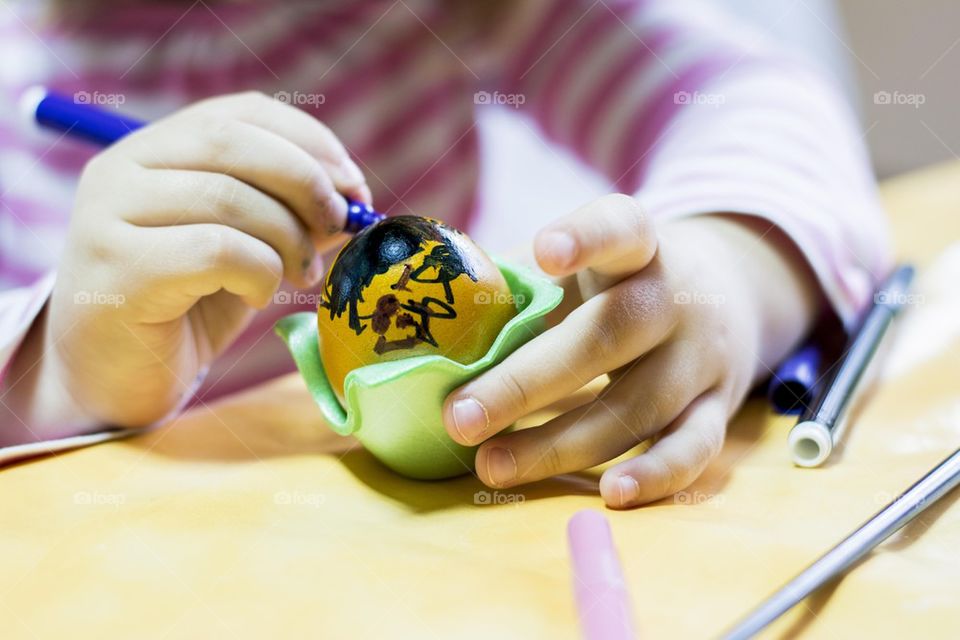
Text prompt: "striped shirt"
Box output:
[[0, 1, 891, 424]]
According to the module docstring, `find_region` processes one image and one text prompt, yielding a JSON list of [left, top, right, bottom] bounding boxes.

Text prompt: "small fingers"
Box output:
[[126, 115, 348, 245], [123, 223, 284, 321], [123, 168, 322, 288], [600, 391, 727, 509], [444, 267, 678, 446], [474, 339, 718, 488], [535, 194, 657, 279], [194, 91, 372, 205]]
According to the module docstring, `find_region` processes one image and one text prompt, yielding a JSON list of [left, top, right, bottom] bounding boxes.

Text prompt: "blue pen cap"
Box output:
[[344, 199, 385, 233]]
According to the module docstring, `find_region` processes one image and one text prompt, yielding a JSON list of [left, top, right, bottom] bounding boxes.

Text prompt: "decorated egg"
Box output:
[[317, 216, 517, 401]]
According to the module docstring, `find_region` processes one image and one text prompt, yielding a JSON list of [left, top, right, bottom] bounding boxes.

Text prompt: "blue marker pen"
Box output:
[[767, 342, 823, 415], [20, 88, 385, 233]]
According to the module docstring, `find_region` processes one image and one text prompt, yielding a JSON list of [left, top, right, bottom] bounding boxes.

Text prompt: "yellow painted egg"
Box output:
[[317, 216, 517, 402]]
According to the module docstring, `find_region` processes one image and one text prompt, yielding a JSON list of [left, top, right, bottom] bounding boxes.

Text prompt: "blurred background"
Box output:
[[473, 0, 958, 250]]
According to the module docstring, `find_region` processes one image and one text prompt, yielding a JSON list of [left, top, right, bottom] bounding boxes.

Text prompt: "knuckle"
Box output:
[[622, 199, 651, 245], [239, 89, 270, 104], [704, 330, 731, 376], [209, 90, 268, 110], [698, 421, 726, 461], [605, 194, 653, 252], [576, 303, 625, 358], [600, 192, 634, 210], [584, 318, 617, 358], [80, 227, 123, 266], [234, 90, 274, 116], [627, 395, 664, 436], [540, 440, 566, 477], [295, 161, 326, 195], [209, 176, 245, 224], [183, 94, 224, 117], [201, 118, 243, 164], [648, 452, 685, 499], [200, 227, 235, 271], [184, 93, 250, 123], [496, 369, 531, 416]]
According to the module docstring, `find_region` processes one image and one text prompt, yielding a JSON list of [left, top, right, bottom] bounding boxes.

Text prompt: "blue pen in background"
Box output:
[[21, 88, 385, 233], [767, 342, 823, 415]]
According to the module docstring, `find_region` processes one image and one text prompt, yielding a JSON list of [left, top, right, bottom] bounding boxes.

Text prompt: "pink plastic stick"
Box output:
[[567, 509, 636, 640]]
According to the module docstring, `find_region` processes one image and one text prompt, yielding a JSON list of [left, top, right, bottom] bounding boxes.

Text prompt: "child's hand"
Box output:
[[443, 195, 816, 508], [47, 92, 370, 428]]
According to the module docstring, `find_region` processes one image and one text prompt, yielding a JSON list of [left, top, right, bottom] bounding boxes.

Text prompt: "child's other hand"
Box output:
[[48, 92, 370, 427], [443, 195, 815, 508]]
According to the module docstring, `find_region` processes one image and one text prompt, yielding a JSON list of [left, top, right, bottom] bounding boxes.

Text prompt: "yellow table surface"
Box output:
[[3, 163, 960, 639]]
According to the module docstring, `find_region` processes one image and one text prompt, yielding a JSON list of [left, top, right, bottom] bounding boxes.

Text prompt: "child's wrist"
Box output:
[[659, 214, 819, 383], [1, 307, 100, 442]]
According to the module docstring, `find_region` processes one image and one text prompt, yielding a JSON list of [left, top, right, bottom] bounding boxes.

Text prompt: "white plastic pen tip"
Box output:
[[789, 421, 833, 468]]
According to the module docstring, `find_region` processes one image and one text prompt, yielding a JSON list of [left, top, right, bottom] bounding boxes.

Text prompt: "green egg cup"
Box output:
[[274, 258, 564, 480]]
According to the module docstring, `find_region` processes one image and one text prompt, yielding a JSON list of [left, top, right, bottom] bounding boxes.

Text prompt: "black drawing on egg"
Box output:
[[319, 216, 478, 353]]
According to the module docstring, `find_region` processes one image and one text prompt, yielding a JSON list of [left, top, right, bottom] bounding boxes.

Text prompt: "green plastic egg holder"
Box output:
[[275, 258, 564, 480]]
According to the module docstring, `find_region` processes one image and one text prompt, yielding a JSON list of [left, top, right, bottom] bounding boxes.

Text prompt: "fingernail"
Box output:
[[451, 396, 488, 443], [540, 231, 577, 269], [485, 447, 517, 487], [617, 475, 639, 506]]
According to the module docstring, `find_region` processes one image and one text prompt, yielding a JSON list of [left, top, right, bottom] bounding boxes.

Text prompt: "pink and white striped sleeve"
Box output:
[[497, 0, 892, 327], [0, 273, 54, 386]]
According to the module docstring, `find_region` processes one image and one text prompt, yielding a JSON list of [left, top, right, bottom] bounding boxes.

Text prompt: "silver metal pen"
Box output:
[[789, 265, 915, 467], [723, 445, 960, 639]]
